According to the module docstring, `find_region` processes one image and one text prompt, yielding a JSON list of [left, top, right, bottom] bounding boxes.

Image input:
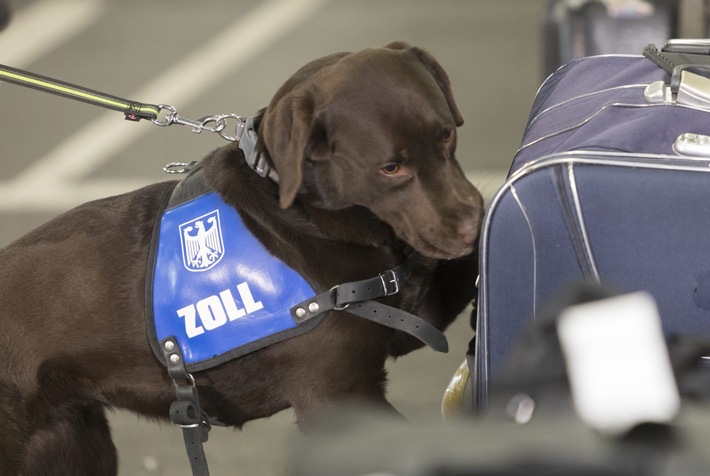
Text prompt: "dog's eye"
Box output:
[[443, 128, 455, 143], [380, 163, 401, 176]]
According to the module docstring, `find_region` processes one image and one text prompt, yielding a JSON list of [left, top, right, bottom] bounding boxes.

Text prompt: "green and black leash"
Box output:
[[0, 63, 161, 121], [0, 62, 245, 144]]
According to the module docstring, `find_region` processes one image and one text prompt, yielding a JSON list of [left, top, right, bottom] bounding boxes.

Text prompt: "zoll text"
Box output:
[[177, 282, 264, 338]]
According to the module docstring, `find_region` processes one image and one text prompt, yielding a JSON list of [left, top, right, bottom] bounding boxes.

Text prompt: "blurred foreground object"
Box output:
[[291, 285, 710, 476]]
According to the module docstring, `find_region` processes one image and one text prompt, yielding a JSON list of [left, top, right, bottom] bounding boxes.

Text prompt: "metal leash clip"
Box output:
[[152, 105, 246, 142]]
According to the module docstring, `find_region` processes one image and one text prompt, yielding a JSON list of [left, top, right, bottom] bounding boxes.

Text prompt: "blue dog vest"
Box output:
[[146, 166, 448, 372], [147, 179, 318, 371]]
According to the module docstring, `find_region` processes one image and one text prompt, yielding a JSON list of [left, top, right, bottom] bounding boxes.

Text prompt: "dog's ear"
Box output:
[[385, 41, 464, 127], [262, 93, 321, 209]]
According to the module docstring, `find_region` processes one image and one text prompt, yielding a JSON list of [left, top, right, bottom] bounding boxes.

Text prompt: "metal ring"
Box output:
[[217, 114, 246, 142], [163, 161, 197, 174], [197, 115, 226, 134], [329, 285, 350, 311], [151, 104, 177, 126]]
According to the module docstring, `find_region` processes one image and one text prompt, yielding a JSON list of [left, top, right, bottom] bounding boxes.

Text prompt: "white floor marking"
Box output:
[[0, 0, 106, 68]]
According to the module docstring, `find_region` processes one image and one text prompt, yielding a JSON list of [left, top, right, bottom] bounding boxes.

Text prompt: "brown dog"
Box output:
[[0, 42, 483, 475]]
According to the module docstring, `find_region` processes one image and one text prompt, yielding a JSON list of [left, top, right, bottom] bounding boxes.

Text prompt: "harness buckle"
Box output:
[[330, 285, 350, 311], [379, 269, 400, 296]]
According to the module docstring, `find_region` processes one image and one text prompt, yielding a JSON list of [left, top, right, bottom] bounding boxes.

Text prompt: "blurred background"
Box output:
[[0, 0, 691, 474]]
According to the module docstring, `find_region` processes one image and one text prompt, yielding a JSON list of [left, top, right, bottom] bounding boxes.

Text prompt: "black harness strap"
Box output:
[[347, 301, 448, 353], [160, 336, 211, 476], [290, 256, 449, 353]]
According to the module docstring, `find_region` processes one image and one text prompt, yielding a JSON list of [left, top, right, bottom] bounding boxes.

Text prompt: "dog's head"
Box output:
[[260, 42, 483, 260]]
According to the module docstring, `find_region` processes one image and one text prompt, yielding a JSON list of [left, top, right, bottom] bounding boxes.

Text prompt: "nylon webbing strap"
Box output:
[[0, 63, 160, 121]]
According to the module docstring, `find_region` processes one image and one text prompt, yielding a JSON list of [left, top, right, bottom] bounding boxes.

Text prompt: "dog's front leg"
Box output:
[[289, 390, 402, 433], [270, 314, 401, 430], [21, 402, 117, 476]]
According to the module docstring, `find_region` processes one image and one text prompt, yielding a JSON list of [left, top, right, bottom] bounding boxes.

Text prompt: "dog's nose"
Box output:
[[458, 218, 479, 246]]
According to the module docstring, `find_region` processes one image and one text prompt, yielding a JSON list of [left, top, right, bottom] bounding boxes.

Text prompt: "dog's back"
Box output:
[[0, 185, 176, 398]]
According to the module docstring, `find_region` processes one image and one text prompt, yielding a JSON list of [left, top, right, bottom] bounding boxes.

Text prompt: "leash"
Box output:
[[0, 63, 161, 121], [0, 63, 278, 181]]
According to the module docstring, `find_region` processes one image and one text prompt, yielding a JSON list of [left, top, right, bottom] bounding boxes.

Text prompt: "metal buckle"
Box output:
[[330, 285, 350, 311], [379, 269, 399, 296], [253, 153, 271, 178]]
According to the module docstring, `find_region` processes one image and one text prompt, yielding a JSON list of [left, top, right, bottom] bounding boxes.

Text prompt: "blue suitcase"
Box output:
[[473, 48, 710, 408]]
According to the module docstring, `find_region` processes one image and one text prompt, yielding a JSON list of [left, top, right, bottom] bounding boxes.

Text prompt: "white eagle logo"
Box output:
[[179, 210, 224, 272]]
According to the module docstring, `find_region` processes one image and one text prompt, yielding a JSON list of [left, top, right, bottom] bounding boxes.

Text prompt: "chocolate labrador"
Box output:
[[0, 42, 483, 475]]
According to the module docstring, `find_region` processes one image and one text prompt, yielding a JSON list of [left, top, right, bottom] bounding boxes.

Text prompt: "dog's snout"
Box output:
[[458, 218, 479, 246], [456, 187, 483, 246]]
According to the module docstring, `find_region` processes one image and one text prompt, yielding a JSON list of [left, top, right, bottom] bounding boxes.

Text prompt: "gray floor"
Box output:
[[0, 1, 549, 475]]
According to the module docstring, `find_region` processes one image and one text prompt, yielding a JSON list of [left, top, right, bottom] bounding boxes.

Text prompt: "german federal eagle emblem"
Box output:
[[179, 210, 224, 272]]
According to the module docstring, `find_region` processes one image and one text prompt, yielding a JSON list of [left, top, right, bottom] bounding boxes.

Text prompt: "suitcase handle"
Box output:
[[644, 64, 710, 109], [663, 39, 710, 55], [671, 65, 710, 109], [643, 63, 710, 158], [669, 64, 710, 107]]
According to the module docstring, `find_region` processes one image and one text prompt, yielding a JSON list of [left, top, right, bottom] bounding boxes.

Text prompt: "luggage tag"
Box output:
[[557, 292, 680, 436]]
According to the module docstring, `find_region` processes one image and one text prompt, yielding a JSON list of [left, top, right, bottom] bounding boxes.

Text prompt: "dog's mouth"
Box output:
[[378, 172, 483, 260], [400, 224, 478, 260], [374, 199, 482, 259]]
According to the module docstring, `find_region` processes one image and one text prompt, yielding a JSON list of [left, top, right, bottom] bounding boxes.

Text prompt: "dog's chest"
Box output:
[[147, 188, 317, 371]]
